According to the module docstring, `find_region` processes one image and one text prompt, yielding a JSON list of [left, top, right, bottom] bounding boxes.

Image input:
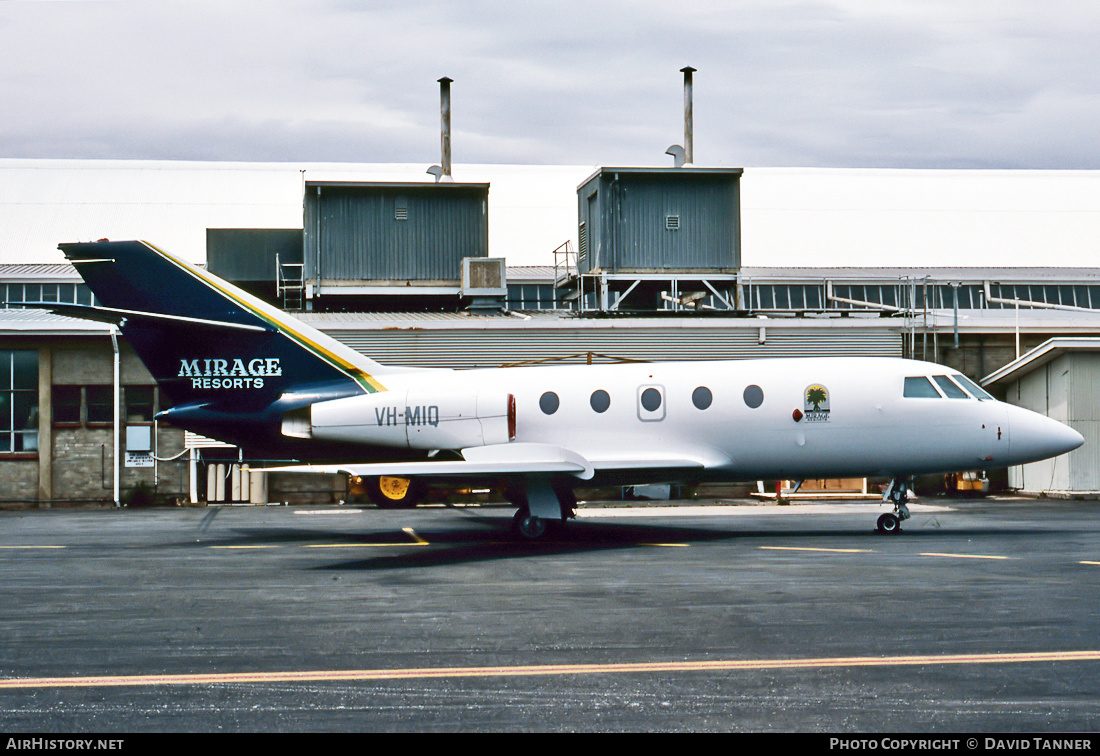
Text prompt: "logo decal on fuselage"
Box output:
[[804, 384, 830, 422], [178, 358, 282, 389]]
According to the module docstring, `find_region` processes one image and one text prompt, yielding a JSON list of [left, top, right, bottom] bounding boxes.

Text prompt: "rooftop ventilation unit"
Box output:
[[461, 257, 507, 297]]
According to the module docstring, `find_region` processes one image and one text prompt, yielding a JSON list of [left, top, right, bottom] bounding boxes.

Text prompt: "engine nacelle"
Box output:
[[282, 389, 515, 450]]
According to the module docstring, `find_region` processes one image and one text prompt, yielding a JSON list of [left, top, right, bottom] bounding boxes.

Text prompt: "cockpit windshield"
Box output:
[[903, 376, 941, 398], [951, 373, 995, 401], [904, 374, 992, 400], [933, 375, 968, 398]]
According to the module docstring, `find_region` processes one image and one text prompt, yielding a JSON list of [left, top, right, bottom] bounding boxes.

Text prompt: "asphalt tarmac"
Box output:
[[1, 496, 1099, 734]]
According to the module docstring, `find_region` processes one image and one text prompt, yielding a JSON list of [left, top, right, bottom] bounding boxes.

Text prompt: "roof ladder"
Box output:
[[276, 253, 305, 311]]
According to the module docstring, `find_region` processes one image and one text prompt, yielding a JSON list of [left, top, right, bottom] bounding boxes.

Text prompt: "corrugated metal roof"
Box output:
[[742, 168, 1100, 268], [5, 161, 1100, 271], [0, 160, 592, 267], [0, 263, 81, 281], [296, 311, 902, 368], [0, 307, 112, 334], [740, 267, 1100, 282], [983, 337, 1100, 386], [323, 324, 901, 370]]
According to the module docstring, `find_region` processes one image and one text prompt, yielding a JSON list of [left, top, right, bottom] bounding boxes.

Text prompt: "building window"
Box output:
[[86, 385, 115, 424], [1, 350, 39, 453], [124, 386, 155, 422], [53, 385, 82, 424]]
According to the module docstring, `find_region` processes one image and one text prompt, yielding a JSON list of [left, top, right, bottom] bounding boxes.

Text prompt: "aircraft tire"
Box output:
[[876, 513, 901, 534], [367, 475, 423, 509], [512, 509, 562, 541]]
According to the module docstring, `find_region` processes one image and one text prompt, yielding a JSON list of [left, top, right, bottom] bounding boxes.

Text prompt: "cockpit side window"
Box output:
[[904, 376, 941, 398], [951, 374, 995, 401], [933, 375, 968, 398]]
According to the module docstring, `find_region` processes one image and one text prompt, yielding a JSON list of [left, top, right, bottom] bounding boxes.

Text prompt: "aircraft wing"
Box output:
[[267, 442, 714, 480]]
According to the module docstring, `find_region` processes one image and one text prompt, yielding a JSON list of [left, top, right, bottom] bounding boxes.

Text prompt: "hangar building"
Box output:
[[2, 160, 1099, 505]]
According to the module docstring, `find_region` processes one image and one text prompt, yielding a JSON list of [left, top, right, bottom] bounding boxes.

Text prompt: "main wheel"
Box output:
[[511, 509, 552, 541], [876, 512, 901, 534], [367, 476, 423, 509]]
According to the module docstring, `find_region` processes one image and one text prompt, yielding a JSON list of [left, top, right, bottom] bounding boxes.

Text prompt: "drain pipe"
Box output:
[[110, 327, 120, 507]]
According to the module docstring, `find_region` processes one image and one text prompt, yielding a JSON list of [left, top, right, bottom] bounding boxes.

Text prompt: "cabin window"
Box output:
[[933, 375, 968, 399], [636, 385, 666, 422], [590, 390, 610, 413], [903, 376, 941, 398], [951, 374, 995, 401], [539, 391, 559, 415], [692, 386, 713, 410], [743, 385, 764, 409]]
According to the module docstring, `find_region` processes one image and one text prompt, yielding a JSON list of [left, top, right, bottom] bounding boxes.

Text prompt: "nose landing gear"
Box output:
[[877, 476, 912, 534]]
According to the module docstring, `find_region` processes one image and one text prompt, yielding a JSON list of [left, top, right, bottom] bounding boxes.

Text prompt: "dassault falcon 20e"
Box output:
[[47, 240, 1083, 539]]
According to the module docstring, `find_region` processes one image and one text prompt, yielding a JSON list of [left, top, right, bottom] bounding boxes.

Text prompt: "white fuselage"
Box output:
[[305, 356, 1083, 485]]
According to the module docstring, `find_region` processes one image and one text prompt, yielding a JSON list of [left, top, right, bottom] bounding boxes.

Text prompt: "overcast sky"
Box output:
[[2, 0, 1098, 169]]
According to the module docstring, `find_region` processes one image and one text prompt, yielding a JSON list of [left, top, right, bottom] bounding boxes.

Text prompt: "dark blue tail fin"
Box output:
[[57, 240, 391, 414]]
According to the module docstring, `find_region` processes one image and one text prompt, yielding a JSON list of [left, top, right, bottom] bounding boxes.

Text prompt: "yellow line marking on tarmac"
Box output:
[[921, 552, 1012, 561], [213, 529, 428, 550], [403, 528, 429, 545], [760, 546, 874, 554], [305, 542, 428, 549], [4, 650, 1099, 690], [1081, 561, 1100, 566], [294, 509, 365, 515]]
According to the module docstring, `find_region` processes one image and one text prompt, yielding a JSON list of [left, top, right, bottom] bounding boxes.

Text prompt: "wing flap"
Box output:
[[266, 443, 720, 480], [268, 443, 594, 479]]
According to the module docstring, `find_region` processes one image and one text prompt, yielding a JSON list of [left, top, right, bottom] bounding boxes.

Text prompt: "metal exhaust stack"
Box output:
[[681, 66, 695, 166], [439, 76, 454, 182]]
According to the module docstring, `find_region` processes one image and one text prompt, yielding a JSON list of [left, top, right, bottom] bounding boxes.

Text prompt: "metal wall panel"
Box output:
[[206, 229, 302, 282], [578, 168, 741, 274], [1067, 352, 1100, 423], [1007, 357, 1100, 492], [1070, 422, 1100, 490], [323, 326, 901, 370], [304, 183, 488, 283]]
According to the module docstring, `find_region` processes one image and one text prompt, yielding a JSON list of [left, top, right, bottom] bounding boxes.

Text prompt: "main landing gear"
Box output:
[[877, 476, 912, 534], [508, 479, 577, 541], [365, 475, 424, 509]]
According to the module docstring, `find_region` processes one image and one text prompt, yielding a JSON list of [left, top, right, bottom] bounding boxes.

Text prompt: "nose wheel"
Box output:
[[876, 512, 902, 533], [877, 476, 912, 534]]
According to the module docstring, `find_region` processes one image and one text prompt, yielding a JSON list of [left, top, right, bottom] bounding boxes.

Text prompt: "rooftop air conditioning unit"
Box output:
[[461, 257, 507, 298]]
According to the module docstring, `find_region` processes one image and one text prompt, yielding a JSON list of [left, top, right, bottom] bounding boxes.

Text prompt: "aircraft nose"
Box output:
[[1005, 405, 1084, 465]]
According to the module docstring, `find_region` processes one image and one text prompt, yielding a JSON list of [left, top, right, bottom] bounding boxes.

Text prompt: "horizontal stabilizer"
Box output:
[[9, 302, 271, 332]]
